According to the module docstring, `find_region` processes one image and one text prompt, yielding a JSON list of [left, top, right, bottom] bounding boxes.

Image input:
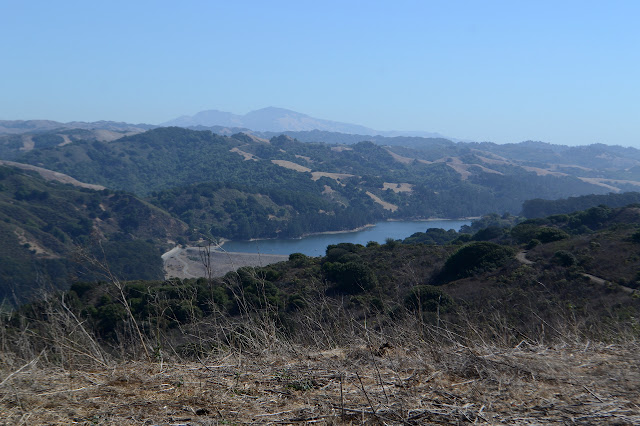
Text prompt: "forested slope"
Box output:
[[0, 166, 186, 303], [12, 127, 621, 240]]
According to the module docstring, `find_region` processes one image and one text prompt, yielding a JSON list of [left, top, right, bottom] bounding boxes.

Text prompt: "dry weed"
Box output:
[[0, 340, 638, 425]]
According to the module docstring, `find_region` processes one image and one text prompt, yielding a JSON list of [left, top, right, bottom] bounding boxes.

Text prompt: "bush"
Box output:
[[472, 226, 505, 241], [553, 250, 576, 267], [323, 260, 378, 294], [325, 247, 350, 263], [535, 227, 570, 243], [510, 223, 541, 244], [526, 239, 541, 249], [405, 285, 454, 313], [440, 242, 515, 282], [289, 252, 310, 267]]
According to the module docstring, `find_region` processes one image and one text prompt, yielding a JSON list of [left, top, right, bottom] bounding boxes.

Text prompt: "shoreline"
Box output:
[[213, 217, 474, 248], [386, 216, 480, 222]]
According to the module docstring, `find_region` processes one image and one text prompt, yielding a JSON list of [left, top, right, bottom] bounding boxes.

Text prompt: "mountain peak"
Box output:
[[160, 107, 449, 139], [162, 107, 375, 134]]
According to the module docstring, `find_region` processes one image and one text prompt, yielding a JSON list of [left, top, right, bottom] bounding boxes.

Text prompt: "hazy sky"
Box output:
[[1, 1, 639, 146]]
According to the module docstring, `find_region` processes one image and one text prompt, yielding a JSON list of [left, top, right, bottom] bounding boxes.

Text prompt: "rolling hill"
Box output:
[[10, 126, 631, 240], [0, 165, 187, 303]]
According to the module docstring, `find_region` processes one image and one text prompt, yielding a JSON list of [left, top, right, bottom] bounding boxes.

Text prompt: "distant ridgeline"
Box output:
[[9, 126, 637, 241], [522, 192, 640, 218]]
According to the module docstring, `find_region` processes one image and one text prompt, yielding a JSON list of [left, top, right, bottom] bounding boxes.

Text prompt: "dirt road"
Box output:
[[517, 251, 636, 294]]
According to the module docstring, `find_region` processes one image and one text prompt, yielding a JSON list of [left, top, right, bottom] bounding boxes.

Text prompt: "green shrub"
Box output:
[[440, 242, 515, 282], [535, 227, 570, 243], [384, 238, 399, 249], [325, 247, 350, 263], [510, 223, 543, 243], [323, 260, 378, 293], [472, 226, 505, 241], [526, 239, 541, 249], [289, 252, 309, 267], [553, 250, 576, 267], [405, 285, 454, 313]]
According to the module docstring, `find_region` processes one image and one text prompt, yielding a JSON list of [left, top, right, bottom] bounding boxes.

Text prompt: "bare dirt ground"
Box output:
[[1, 342, 638, 425], [162, 246, 288, 279], [516, 251, 535, 265], [310, 172, 354, 182], [271, 160, 312, 173], [58, 134, 73, 146]]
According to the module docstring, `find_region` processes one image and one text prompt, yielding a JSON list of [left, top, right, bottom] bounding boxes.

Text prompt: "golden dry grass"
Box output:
[[1, 341, 638, 425], [230, 148, 259, 162], [382, 183, 413, 194], [0, 160, 106, 190], [365, 191, 398, 212], [271, 160, 312, 173]]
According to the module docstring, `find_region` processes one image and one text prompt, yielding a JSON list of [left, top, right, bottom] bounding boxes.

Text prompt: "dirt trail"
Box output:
[[516, 251, 636, 294], [516, 250, 534, 265]]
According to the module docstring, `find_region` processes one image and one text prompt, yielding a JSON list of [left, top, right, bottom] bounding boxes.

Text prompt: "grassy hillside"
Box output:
[[0, 127, 141, 160]]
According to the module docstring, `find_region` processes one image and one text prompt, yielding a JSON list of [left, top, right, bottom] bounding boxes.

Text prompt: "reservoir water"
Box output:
[[220, 219, 471, 257]]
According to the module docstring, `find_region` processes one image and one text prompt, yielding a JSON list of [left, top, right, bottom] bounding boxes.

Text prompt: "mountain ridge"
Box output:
[[0, 120, 155, 135], [161, 106, 449, 139]]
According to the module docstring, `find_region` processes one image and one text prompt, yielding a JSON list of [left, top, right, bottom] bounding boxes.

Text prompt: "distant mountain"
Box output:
[[1, 109, 449, 140], [162, 107, 448, 139]]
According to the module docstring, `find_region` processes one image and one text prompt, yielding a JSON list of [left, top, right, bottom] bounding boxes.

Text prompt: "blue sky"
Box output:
[[1, 1, 639, 146]]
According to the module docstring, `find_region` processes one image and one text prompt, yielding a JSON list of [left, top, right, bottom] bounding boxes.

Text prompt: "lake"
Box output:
[[219, 219, 471, 256]]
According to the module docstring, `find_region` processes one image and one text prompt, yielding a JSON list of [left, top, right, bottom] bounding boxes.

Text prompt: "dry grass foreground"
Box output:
[[1, 341, 638, 425]]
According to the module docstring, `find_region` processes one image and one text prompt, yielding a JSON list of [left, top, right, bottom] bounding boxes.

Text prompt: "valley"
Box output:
[[1, 121, 640, 424], [5, 3, 639, 422], [2, 122, 640, 303]]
